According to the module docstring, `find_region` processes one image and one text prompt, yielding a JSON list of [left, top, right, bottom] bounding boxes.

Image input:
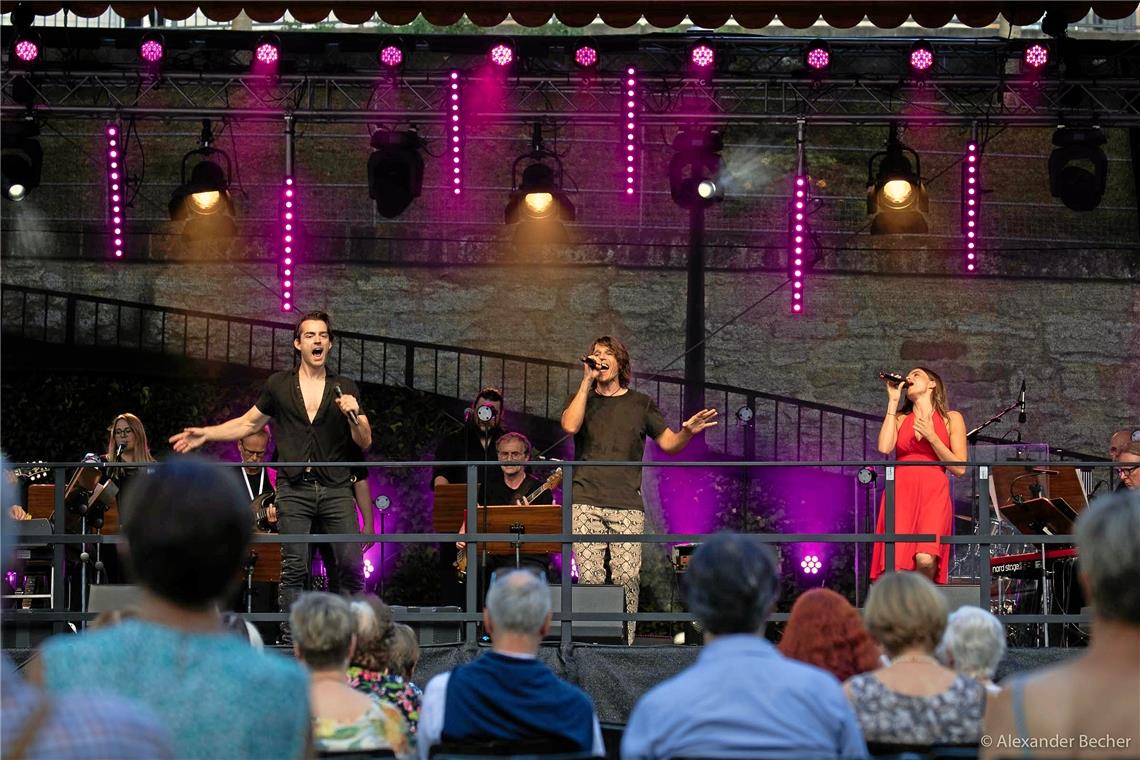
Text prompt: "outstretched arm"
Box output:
[[655, 409, 719, 454], [169, 405, 271, 453]]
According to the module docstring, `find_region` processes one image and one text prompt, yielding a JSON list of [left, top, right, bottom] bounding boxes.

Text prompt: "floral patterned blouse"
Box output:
[[846, 672, 986, 745], [312, 699, 412, 758], [347, 666, 423, 734]]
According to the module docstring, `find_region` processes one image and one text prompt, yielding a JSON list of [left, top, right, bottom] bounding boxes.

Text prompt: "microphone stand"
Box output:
[[967, 398, 1022, 443]]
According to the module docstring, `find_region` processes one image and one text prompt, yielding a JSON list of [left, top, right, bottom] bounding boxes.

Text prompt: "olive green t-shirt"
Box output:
[[565, 388, 668, 510]]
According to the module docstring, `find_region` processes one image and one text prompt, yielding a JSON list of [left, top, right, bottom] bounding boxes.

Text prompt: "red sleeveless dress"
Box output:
[[870, 413, 953, 584]]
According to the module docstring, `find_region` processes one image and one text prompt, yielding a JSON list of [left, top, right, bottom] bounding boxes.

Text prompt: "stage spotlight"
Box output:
[[1048, 125, 1107, 212], [909, 41, 934, 73], [735, 406, 754, 424], [378, 38, 404, 69], [800, 554, 823, 575], [574, 43, 598, 69], [1023, 43, 1049, 69], [254, 34, 280, 65], [489, 40, 515, 68], [12, 35, 39, 64], [367, 130, 424, 219], [168, 119, 236, 240], [505, 124, 575, 245], [866, 124, 928, 234], [669, 129, 724, 209], [1, 121, 42, 202], [856, 466, 877, 486], [805, 41, 830, 71], [139, 34, 164, 63], [690, 40, 715, 69]]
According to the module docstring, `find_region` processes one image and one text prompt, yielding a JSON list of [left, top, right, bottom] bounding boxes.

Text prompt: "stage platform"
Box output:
[[4, 643, 1078, 723]]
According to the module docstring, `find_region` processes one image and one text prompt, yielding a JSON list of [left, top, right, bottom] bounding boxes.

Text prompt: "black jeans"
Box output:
[[276, 480, 363, 596]]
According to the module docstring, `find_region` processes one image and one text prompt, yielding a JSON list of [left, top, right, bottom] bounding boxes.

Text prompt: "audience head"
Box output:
[[348, 595, 396, 672], [484, 569, 552, 641], [864, 571, 948, 658], [779, 588, 881, 681], [936, 606, 1006, 681], [388, 624, 420, 682], [1075, 488, 1140, 625], [291, 592, 356, 670], [685, 533, 779, 636], [123, 457, 251, 609], [1116, 442, 1140, 491]]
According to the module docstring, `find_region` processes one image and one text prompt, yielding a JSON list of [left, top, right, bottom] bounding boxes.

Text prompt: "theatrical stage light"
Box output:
[[505, 125, 575, 244], [866, 124, 929, 234], [1048, 125, 1107, 212], [800, 554, 823, 575], [1024, 43, 1049, 69], [168, 119, 236, 240], [367, 130, 424, 219], [735, 406, 754, 424], [489, 40, 515, 68], [623, 66, 639, 197], [13, 36, 39, 63], [669, 129, 724, 209], [448, 70, 463, 196], [255, 35, 280, 65], [789, 174, 811, 314], [909, 41, 934, 73], [574, 44, 598, 69], [139, 34, 164, 63], [105, 124, 126, 257], [690, 40, 715, 69], [379, 38, 404, 68], [1, 121, 43, 203], [805, 41, 830, 71], [962, 139, 980, 272]]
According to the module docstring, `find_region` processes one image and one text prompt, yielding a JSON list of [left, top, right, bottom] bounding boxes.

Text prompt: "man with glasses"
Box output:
[[1117, 441, 1140, 491]]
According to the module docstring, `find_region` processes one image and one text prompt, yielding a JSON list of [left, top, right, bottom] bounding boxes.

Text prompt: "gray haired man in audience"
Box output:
[[622, 532, 867, 760], [937, 606, 1006, 696], [418, 570, 603, 760], [982, 488, 1140, 759]]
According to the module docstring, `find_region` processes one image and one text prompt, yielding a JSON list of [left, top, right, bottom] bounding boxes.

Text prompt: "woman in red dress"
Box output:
[[871, 367, 967, 584]]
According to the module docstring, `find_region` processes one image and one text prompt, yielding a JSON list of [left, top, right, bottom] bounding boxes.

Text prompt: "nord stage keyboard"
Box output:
[[990, 548, 1078, 579]]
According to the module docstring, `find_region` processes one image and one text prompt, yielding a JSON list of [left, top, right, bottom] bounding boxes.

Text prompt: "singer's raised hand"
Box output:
[[885, 379, 904, 405], [169, 427, 208, 453], [683, 408, 719, 435], [580, 357, 601, 385]]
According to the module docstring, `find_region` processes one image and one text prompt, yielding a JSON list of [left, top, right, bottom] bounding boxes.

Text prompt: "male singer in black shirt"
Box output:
[[171, 311, 372, 636]]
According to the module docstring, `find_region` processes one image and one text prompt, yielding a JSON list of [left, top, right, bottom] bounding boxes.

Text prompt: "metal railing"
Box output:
[[0, 283, 975, 465], [2, 458, 1112, 645]]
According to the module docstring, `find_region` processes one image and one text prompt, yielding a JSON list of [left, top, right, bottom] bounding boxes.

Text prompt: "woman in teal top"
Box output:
[[31, 458, 311, 759]]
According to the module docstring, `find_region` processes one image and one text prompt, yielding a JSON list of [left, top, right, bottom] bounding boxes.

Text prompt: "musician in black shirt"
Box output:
[[171, 311, 372, 638]]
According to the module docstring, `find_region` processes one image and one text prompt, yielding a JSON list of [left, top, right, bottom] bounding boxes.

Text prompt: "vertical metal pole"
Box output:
[[978, 466, 992, 612], [683, 204, 706, 418], [884, 465, 896, 574], [51, 466, 66, 633], [465, 464, 478, 643], [561, 465, 574, 647], [284, 114, 295, 175]]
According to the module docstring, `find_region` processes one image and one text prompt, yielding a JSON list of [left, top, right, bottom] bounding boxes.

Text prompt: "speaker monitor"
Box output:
[[938, 584, 983, 612], [87, 584, 145, 615], [389, 605, 463, 645], [547, 584, 624, 643]]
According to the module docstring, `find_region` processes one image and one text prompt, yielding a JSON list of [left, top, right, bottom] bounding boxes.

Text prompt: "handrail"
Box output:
[[1, 458, 1108, 640], [5, 284, 1095, 464]]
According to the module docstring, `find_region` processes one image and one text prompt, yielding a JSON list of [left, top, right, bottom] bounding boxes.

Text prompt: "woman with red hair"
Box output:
[[778, 588, 882, 682]]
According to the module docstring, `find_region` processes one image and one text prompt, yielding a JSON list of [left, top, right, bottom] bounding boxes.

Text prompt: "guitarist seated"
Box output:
[[456, 432, 558, 584]]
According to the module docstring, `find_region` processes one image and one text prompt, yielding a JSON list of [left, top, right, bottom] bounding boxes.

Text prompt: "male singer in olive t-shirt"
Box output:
[[560, 336, 717, 644]]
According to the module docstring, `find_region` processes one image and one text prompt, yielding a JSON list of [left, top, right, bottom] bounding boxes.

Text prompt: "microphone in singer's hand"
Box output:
[[334, 384, 359, 425], [878, 371, 907, 387], [114, 443, 125, 459], [580, 356, 600, 370], [1018, 379, 1027, 424]]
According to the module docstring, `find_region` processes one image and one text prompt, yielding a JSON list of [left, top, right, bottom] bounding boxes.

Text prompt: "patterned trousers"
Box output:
[[572, 504, 644, 645]]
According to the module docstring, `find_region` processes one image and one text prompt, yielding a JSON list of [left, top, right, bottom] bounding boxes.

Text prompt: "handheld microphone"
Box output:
[[1018, 380, 1027, 424], [580, 356, 599, 370], [334, 384, 359, 426], [878, 371, 907, 387], [114, 443, 125, 459]]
